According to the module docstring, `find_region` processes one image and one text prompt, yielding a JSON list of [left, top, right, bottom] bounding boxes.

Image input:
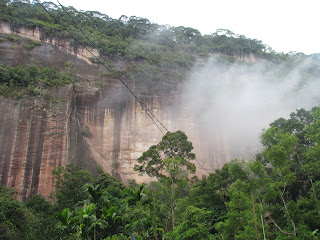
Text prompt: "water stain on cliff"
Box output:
[[0, 23, 236, 199]]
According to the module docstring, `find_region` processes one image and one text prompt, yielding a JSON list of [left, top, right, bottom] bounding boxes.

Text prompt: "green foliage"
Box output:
[[52, 164, 93, 210], [185, 173, 227, 231], [123, 183, 148, 206], [134, 130, 196, 181], [4, 34, 21, 42], [24, 39, 41, 50], [64, 61, 74, 68], [54, 208, 79, 239], [96, 165, 104, 175], [0, 187, 35, 240], [216, 178, 266, 240], [123, 201, 153, 238], [24, 195, 58, 240], [93, 173, 125, 207], [81, 125, 93, 137], [25, 18, 63, 32], [104, 234, 143, 240], [52, 167, 129, 239], [25, 194, 53, 213], [53, 174, 124, 239], [166, 206, 214, 240], [213, 107, 320, 239], [0, 64, 73, 98], [134, 130, 196, 232]]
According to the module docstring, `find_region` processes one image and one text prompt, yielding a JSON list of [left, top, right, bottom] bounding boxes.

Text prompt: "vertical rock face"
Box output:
[[75, 75, 229, 183], [0, 23, 100, 200], [76, 79, 173, 183], [0, 86, 72, 201], [0, 22, 233, 200]]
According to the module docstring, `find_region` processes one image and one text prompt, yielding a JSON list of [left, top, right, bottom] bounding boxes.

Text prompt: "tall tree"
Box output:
[[134, 130, 196, 231]]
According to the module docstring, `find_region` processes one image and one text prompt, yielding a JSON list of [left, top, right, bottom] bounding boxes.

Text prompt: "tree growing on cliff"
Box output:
[[134, 130, 196, 231]]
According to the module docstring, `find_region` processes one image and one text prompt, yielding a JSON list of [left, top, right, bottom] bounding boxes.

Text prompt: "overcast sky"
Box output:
[[45, 0, 320, 55]]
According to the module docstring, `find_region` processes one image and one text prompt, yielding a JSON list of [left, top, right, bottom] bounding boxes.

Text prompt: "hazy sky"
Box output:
[[44, 0, 320, 55]]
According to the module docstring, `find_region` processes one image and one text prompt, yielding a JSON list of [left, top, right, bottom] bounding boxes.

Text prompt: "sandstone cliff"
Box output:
[[0, 22, 231, 200]]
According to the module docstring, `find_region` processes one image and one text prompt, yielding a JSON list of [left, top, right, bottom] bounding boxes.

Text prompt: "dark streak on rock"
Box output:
[[21, 107, 47, 201]]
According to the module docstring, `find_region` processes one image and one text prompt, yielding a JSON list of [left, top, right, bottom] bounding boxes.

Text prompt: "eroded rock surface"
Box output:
[[0, 22, 231, 200]]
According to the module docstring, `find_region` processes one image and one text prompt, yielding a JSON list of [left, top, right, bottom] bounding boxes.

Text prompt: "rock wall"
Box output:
[[0, 87, 72, 201], [0, 22, 232, 200], [0, 23, 102, 200], [0, 22, 99, 65], [75, 80, 231, 184]]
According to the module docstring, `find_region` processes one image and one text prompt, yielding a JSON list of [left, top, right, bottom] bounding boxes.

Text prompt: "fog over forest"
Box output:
[[174, 55, 320, 160]]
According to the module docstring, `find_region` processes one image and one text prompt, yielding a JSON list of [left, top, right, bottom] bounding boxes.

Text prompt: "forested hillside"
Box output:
[[1, 0, 319, 99], [0, 1, 320, 239], [0, 0, 274, 59], [3, 0, 316, 70], [1, 0, 319, 101]]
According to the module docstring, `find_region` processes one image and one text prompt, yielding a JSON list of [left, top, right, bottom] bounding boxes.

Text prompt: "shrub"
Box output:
[[0, 64, 73, 98], [5, 35, 21, 43], [81, 126, 92, 137], [24, 40, 42, 50]]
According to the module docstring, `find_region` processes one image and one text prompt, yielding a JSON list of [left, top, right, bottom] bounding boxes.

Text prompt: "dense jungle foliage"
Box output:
[[1, 106, 320, 239]]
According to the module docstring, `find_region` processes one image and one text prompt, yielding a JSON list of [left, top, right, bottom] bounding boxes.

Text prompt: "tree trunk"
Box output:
[[172, 180, 175, 231], [310, 178, 320, 215], [258, 198, 266, 240], [251, 191, 259, 240], [261, 214, 266, 240], [280, 183, 297, 236]]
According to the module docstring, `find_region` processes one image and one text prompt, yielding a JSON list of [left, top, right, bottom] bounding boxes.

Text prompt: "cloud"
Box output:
[[172, 55, 320, 170]]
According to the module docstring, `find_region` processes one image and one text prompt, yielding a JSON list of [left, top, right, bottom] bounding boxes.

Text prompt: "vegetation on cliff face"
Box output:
[[0, 63, 73, 98], [1, 106, 320, 239]]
